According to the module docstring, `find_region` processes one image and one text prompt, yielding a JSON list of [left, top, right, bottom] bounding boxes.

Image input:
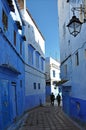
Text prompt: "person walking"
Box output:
[[56, 93, 61, 107], [50, 93, 55, 106]]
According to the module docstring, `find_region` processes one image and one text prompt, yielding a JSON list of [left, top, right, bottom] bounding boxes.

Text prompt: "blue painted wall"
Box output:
[[0, 1, 25, 129], [25, 93, 45, 111], [46, 86, 51, 96], [0, 0, 46, 129], [70, 97, 86, 122], [63, 94, 86, 122], [62, 86, 71, 116]]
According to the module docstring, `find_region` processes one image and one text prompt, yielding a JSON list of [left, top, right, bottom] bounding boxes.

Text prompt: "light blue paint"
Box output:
[[25, 93, 45, 111]]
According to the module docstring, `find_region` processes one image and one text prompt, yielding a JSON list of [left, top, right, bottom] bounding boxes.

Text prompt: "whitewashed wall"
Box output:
[[58, 0, 86, 99], [20, 6, 45, 100], [45, 57, 60, 97]]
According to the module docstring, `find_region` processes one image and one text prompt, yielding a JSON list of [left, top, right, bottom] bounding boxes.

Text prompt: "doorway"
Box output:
[[0, 80, 10, 128], [11, 82, 17, 120]]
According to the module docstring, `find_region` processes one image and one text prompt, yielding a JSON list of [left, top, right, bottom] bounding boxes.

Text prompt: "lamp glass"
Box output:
[[67, 15, 82, 37], [68, 21, 82, 36]]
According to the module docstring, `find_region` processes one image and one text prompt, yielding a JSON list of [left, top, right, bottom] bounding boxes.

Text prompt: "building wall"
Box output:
[[0, 0, 46, 129], [0, 1, 25, 129], [45, 57, 60, 98], [20, 5, 45, 111], [58, 0, 86, 122]]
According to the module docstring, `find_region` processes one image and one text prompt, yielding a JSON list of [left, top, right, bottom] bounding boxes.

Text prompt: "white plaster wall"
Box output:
[[21, 9, 45, 57], [20, 7, 45, 96], [25, 65, 45, 96], [45, 57, 60, 81], [58, 0, 86, 100], [70, 22, 86, 99], [50, 57, 60, 81], [58, 1, 72, 62], [45, 57, 60, 82]]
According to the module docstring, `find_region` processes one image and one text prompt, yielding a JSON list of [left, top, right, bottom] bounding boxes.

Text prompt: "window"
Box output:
[[20, 42, 22, 55], [53, 70, 55, 77], [33, 83, 36, 89], [38, 83, 40, 89], [41, 58, 44, 71], [64, 64, 67, 75], [2, 10, 8, 31], [20, 80, 22, 88], [35, 51, 40, 68], [28, 45, 34, 65], [14, 31, 16, 46], [75, 52, 79, 66]]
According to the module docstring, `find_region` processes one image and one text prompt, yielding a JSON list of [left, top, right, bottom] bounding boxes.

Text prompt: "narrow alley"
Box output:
[[7, 101, 83, 130]]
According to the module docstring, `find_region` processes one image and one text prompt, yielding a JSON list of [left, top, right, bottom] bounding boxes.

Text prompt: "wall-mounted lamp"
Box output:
[[67, 8, 83, 37], [67, 0, 86, 37]]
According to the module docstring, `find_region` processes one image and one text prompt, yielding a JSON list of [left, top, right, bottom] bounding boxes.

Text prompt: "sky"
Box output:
[[26, 0, 60, 61]]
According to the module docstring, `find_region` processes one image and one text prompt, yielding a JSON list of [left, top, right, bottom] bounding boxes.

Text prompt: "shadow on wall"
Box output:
[[26, 22, 45, 56]]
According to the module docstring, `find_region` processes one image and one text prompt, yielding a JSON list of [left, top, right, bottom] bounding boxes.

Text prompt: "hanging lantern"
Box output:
[[67, 15, 82, 37]]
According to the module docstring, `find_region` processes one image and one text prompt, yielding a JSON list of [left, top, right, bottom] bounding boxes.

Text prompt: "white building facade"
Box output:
[[45, 57, 60, 98], [18, 0, 45, 110], [58, 0, 86, 122]]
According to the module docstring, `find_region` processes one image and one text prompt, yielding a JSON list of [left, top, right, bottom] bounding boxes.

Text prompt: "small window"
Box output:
[[41, 58, 44, 71], [20, 80, 22, 88], [35, 51, 40, 68], [28, 45, 34, 65], [64, 64, 67, 75], [38, 83, 40, 89], [34, 83, 36, 89], [53, 70, 55, 77], [14, 31, 16, 46], [75, 52, 79, 66], [2, 10, 8, 31], [20, 42, 22, 55]]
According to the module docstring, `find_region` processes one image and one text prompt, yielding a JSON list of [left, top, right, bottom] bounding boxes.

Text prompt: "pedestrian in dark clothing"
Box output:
[[50, 93, 55, 106], [56, 93, 61, 107]]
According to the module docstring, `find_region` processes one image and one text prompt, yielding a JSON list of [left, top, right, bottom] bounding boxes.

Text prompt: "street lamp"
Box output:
[[67, 13, 82, 37], [67, 0, 86, 37]]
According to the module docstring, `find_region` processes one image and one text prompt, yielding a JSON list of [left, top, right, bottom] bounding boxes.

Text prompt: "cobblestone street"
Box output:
[[7, 101, 84, 130]]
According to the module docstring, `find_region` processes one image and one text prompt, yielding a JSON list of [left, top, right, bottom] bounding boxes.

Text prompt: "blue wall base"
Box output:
[[24, 93, 45, 111], [63, 96, 86, 122], [70, 97, 86, 122]]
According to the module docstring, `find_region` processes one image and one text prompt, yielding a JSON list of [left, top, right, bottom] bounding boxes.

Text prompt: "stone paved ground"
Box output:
[[7, 102, 84, 130]]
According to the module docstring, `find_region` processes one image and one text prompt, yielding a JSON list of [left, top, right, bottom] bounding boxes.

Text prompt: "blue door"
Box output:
[[63, 92, 70, 115], [62, 86, 71, 116], [11, 82, 17, 120], [0, 79, 10, 129]]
